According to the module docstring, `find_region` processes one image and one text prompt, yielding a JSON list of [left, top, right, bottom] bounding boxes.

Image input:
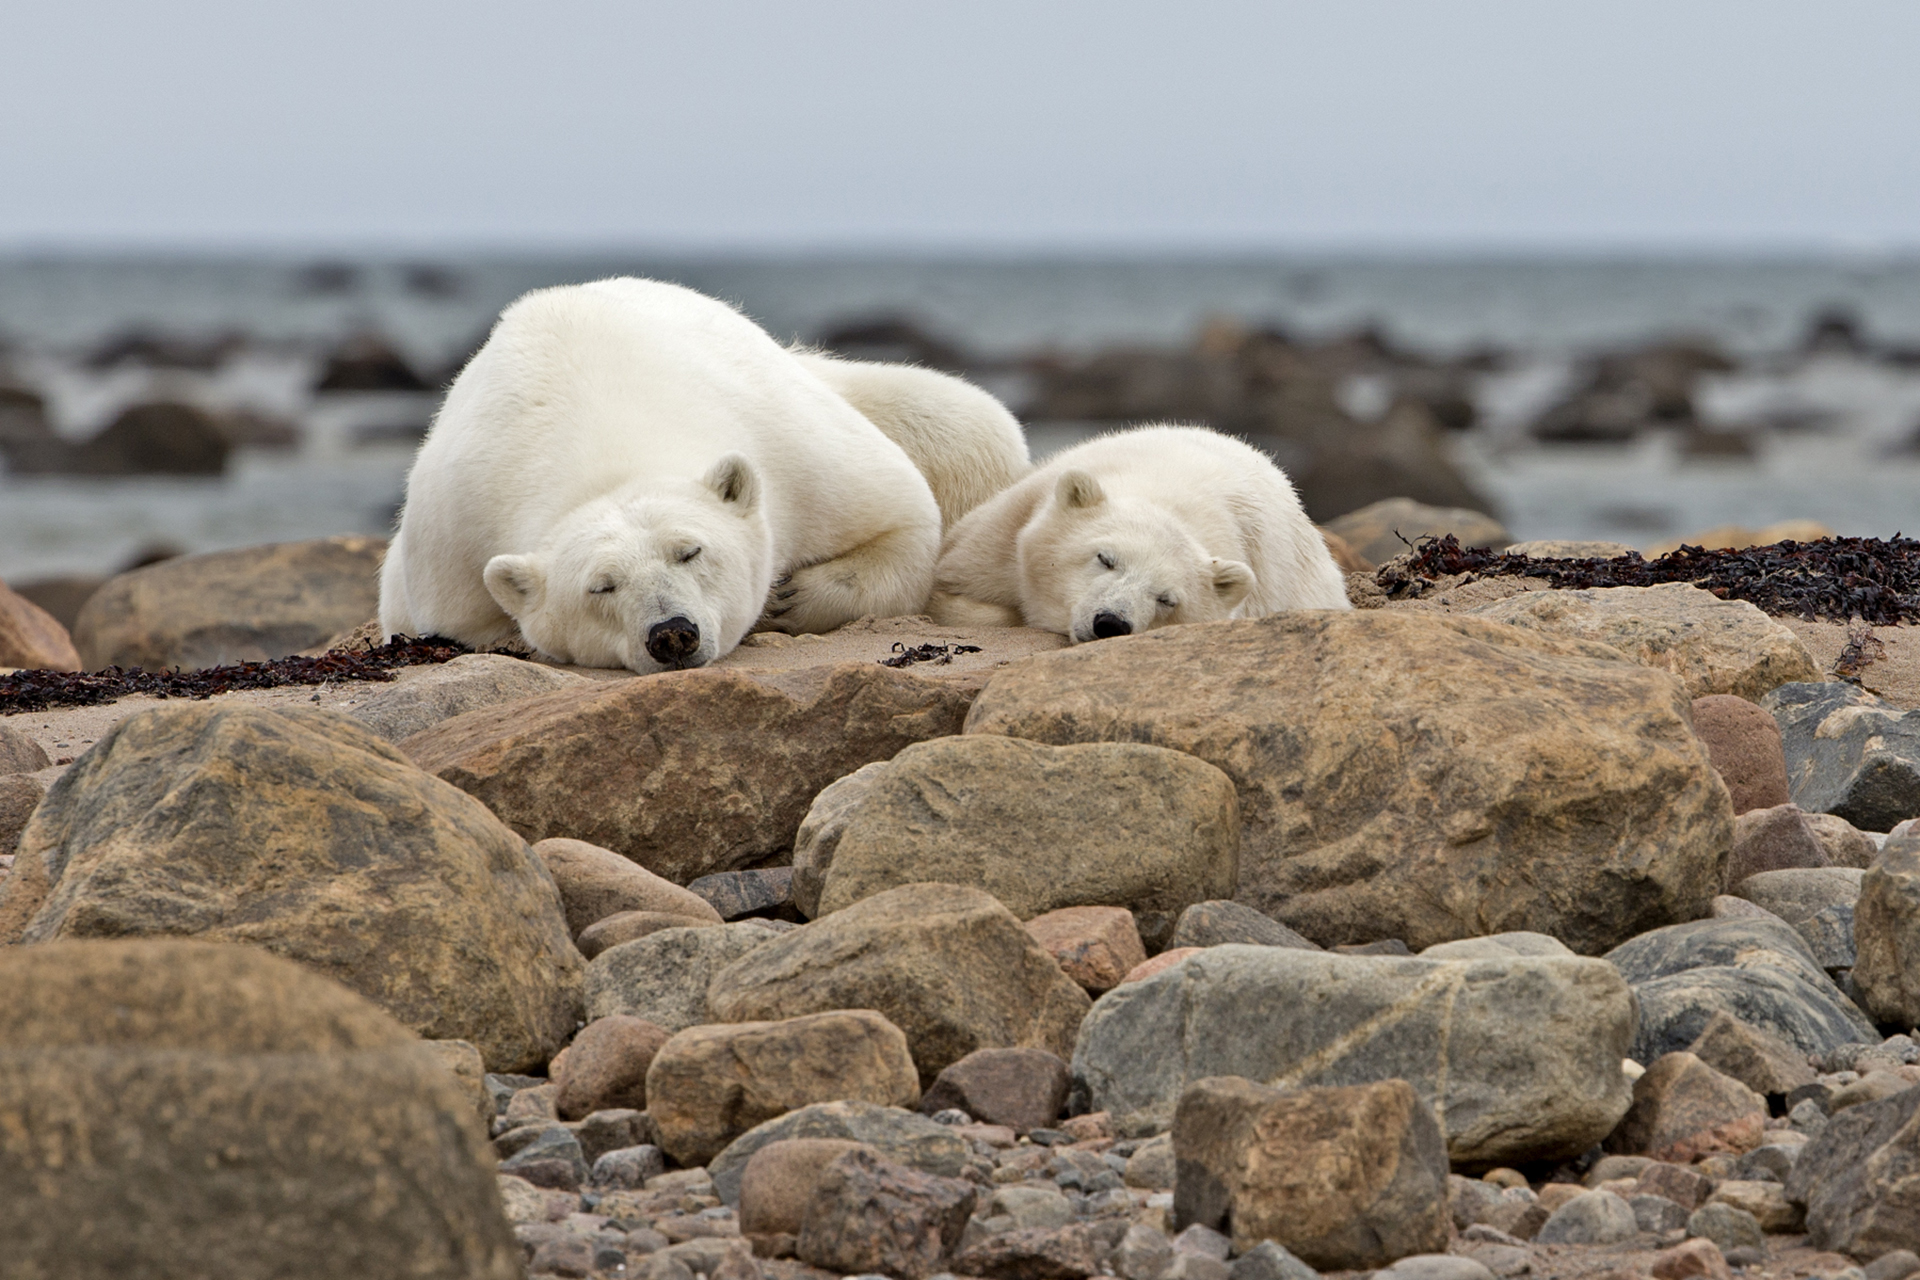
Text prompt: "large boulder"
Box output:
[[0, 578, 82, 670], [0, 703, 582, 1071], [646, 1010, 921, 1167], [0, 940, 519, 1278], [1764, 682, 1920, 833], [72, 536, 385, 671], [1173, 1075, 1449, 1269], [1785, 1083, 1920, 1259], [403, 663, 975, 885], [964, 611, 1732, 953], [1071, 945, 1635, 1165], [792, 735, 1238, 949], [1604, 916, 1876, 1062], [1850, 832, 1920, 1029], [347, 653, 591, 741], [1466, 584, 1817, 701], [707, 882, 1092, 1085]]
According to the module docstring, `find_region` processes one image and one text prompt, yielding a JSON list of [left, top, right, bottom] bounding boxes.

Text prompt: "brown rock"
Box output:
[[0, 703, 583, 1072], [73, 535, 384, 671], [1685, 1011, 1816, 1097], [0, 773, 44, 859], [1318, 527, 1374, 574], [1469, 584, 1818, 701], [535, 837, 725, 935], [952, 1223, 1117, 1280], [1651, 1237, 1732, 1280], [647, 1010, 921, 1166], [795, 735, 1239, 950], [1120, 948, 1203, 985], [1534, 1182, 1585, 1213], [795, 1147, 976, 1279], [0, 939, 519, 1279], [0, 579, 82, 671], [1633, 1161, 1715, 1211], [1726, 803, 1830, 888], [707, 883, 1091, 1085], [346, 652, 592, 742], [918, 1047, 1071, 1134], [965, 611, 1731, 953], [1805, 812, 1881, 869], [1850, 833, 1920, 1030], [404, 664, 975, 885], [1172, 1074, 1450, 1268], [1326, 498, 1509, 566], [1708, 1179, 1803, 1232], [554, 1015, 672, 1119], [1787, 1085, 1920, 1258], [1024, 906, 1148, 993], [579, 910, 722, 958], [739, 1138, 874, 1236], [1605, 1052, 1768, 1163], [422, 1038, 491, 1127], [0, 721, 52, 774], [1691, 695, 1792, 814]]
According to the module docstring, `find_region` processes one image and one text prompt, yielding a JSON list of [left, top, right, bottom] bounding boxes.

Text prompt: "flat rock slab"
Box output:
[[1071, 945, 1635, 1166], [1466, 583, 1817, 700], [402, 663, 976, 886], [347, 653, 591, 741], [965, 610, 1731, 953], [1764, 681, 1920, 833]]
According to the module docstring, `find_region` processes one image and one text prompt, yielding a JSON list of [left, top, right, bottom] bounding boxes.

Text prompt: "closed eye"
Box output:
[[588, 582, 616, 595], [1157, 594, 1177, 609], [1096, 552, 1116, 570], [677, 546, 703, 563]]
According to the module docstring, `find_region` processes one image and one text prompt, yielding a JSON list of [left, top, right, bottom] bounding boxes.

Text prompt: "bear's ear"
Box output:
[[1211, 558, 1255, 610], [484, 554, 547, 618], [702, 453, 760, 515], [1055, 469, 1105, 511]]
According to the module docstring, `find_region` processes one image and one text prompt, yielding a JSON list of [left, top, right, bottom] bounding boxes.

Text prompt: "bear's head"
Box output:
[[482, 454, 774, 672], [1016, 468, 1254, 642]]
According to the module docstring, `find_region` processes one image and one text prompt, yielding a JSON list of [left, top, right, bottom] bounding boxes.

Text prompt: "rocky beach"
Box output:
[[4, 510, 1920, 1279]]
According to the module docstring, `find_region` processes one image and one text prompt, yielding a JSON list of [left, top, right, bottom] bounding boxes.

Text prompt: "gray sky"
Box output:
[[5, 1, 1918, 252]]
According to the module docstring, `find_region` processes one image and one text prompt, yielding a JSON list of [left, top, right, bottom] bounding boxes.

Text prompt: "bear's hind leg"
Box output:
[[759, 527, 937, 633]]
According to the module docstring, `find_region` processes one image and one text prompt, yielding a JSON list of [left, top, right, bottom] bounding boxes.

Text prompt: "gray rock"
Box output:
[[1124, 1134, 1175, 1190], [348, 653, 590, 741], [589, 1145, 665, 1190], [1764, 682, 1920, 833], [1419, 931, 1574, 961], [1632, 1193, 1690, 1232], [1865, 1250, 1920, 1280], [1739, 868, 1864, 923], [1732, 1143, 1799, 1183], [1604, 917, 1876, 1061], [1687, 1201, 1766, 1252], [686, 868, 795, 921], [499, 1127, 588, 1190], [1113, 1223, 1177, 1280], [1535, 1190, 1638, 1244], [1172, 1224, 1234, 1260], [1171, 900, 1322, 951], [1071, 946, 1634, 1165], [1798, 904, 1859, 972], [583, 923, 775, 1031], [1785, 1081, 1920, 1257], [0, 722, 51, 775], [1227, 1239, 1320, 1280], [988, 1184, 1075, 1231], [706, 1100, 971, 1206], [1382, 1257, 1497, 1280], [1852, 834, 1920, 1030]]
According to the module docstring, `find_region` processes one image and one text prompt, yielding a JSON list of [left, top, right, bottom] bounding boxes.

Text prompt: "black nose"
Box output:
[[646, 616, 701, 665], [1091, 611, 1132, 639]]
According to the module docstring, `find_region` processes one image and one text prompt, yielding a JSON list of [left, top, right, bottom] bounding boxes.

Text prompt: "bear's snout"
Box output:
[[646, 616, 702, 667], [1091, 610, 1132, 640]]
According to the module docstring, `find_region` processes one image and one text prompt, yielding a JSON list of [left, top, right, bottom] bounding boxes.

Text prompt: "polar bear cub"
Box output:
[[379, 278, 943, 671], [931, 424, 1350, 639], [788, 350, 1031, 532]]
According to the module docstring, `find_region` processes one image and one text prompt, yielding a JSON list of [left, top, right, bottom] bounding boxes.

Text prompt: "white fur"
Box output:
[[788, 350, 1031, 532], [380, 278, 943, 671], [931, 424, 1351, 640]]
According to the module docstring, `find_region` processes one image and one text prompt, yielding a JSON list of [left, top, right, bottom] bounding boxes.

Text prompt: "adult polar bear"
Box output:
[[931, 424, 1350, 640], [380, 278, 1023, 671]]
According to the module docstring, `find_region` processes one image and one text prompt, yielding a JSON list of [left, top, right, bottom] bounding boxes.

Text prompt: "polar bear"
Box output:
[[931, 424, 1351, 639], [788, 350, 1031, 532], [378, 278, 943, 671]]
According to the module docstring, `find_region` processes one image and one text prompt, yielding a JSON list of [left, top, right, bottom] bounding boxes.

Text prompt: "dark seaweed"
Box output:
[[1381, 534, 1920, 625], [879, 641, 983, 669], [0, 635, 471, 715]]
